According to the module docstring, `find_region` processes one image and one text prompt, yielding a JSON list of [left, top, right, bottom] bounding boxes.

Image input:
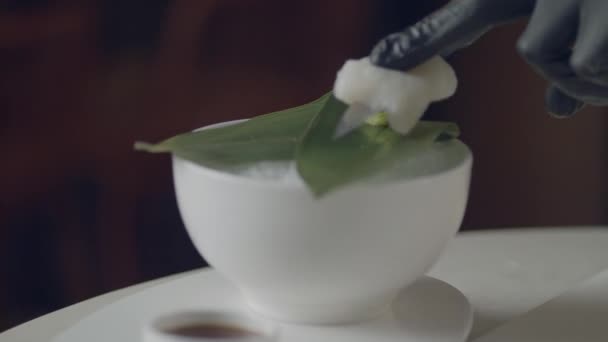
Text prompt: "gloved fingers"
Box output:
[[517, 0, 608, 107], [545, 84, 585, 118], [369, 0, 480, 71], [551, 77, 608, 106], [569, 0, 608, 86], [369, 0, 494, 71], [439, 29, 490, 57], [516, 0, 579, 81], [369, 0, 534, 71], [535, 63, 608, 105]]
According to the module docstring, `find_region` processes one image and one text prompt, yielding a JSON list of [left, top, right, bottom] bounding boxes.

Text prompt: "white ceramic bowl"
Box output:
[[172, 121, 472, 325]]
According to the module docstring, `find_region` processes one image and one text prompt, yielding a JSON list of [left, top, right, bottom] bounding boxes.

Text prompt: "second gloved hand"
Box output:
[[370, 0, 608, 117]]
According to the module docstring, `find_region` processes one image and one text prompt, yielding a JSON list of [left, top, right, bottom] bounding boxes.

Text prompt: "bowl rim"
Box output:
[[172, 119, 473, 192]]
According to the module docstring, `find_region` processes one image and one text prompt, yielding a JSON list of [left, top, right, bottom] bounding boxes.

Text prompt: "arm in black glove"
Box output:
[[370, 0, 608, 117]]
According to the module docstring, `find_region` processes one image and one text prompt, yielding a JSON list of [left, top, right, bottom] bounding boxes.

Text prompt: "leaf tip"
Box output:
[[133, 141, 170, 153]]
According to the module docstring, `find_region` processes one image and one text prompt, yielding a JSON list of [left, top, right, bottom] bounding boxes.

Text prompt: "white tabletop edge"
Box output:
[[2, 225, 608, 342]]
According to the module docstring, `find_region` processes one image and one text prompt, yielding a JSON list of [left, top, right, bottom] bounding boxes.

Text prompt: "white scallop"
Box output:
[[333, 56, 457, 135]]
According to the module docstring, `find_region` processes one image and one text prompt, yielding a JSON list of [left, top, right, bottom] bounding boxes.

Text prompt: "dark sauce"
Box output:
[[166, 323, 259, 339]]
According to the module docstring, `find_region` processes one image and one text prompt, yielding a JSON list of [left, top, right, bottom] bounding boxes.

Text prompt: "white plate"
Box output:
[[472, 268, 608, 342], [52, 270, 473, 342]]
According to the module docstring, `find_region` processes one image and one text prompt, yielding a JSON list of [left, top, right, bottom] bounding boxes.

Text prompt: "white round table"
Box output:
[[2, 226, 608, 341]]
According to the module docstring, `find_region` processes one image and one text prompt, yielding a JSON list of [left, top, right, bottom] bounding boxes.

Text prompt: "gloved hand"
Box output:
[[369, 0, 608, 117]]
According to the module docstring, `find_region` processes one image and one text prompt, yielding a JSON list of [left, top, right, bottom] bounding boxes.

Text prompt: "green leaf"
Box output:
[[135, 91, 461, 198], [295, 95, 459, 197], [134, 93, 331, 169]]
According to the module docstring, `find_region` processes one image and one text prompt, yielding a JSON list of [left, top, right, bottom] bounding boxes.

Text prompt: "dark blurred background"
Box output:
[[0, 0, 606, 332]]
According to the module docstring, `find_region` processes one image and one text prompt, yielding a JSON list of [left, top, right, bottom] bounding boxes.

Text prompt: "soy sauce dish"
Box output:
[[143, 311, 278, 342]]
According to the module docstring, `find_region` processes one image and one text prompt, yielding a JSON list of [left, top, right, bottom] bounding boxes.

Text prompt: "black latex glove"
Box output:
[[370, 0, 608, 117]]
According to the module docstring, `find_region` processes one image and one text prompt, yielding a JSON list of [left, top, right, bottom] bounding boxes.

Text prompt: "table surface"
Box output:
[[2, 226, 608, 342]]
